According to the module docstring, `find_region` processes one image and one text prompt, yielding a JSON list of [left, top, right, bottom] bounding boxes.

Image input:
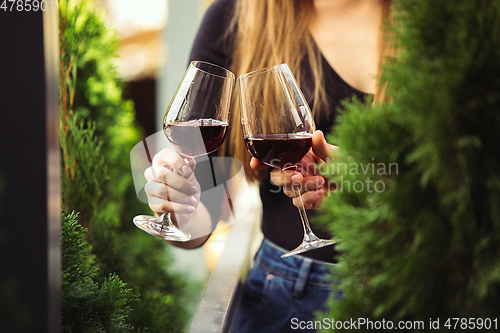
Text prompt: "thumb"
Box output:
[[312, 130, 337, 161], [250, 157, 269, 170]]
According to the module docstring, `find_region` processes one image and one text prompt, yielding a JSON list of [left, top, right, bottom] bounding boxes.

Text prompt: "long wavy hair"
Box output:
[[222, 0, 394, 182]]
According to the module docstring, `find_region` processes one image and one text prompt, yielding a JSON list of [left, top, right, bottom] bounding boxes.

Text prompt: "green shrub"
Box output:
[[59, 0, 190, 331], [61, 212, 142, 332], [318, 1, 500, 331]]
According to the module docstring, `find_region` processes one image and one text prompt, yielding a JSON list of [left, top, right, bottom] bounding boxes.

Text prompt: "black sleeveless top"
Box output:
[[189, 0, 369, 262]]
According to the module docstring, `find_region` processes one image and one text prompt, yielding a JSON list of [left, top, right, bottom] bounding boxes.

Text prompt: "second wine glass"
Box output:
[[239, 63, 337, 258], [133, 61, 235, 242]]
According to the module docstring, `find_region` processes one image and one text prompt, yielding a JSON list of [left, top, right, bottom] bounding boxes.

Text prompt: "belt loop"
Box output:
[[293, 258, 312, 298]]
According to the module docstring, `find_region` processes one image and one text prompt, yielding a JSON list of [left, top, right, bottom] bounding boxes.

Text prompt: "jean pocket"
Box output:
[[234, 264, 274, 332], [243, 262, 272, 299]]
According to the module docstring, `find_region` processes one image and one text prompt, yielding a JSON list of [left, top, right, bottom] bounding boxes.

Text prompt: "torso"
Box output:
[[190, 0, 381, 262]]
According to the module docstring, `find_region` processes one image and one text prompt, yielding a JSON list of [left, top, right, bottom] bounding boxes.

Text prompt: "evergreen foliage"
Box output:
[[318, 0, 500, 331], [59, 0, 190, 331], [60, 117, 106, 228], [61, 212, 142, 332]]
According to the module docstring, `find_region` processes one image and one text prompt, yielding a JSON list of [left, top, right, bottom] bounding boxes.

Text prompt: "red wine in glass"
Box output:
[[133, 61, 234, 242], [243, 132, 312, 170], [164, 119, 229, 158], [239, 63, 337, 258]]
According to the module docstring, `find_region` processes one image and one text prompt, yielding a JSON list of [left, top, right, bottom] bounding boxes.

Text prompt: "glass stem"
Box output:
[[157, 212, 173, 227], [294, 185, 319, 243]]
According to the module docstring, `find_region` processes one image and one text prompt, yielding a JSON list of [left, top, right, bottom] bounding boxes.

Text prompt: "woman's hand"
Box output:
[[250, 130, 337, 209], [144, 148, 201, 227]]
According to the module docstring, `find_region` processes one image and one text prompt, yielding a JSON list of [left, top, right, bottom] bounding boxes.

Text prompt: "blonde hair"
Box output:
[[222, 0, 394, 182], [374, 0, 397, 104]]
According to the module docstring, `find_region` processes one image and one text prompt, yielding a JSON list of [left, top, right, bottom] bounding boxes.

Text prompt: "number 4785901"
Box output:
[[444, 318, 498, 330], [1, 0, 54, 12]]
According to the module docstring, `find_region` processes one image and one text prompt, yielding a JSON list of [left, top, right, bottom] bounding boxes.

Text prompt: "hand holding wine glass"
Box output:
[[143, 148, 201, 228], [259, 130, 338, 209], [134, 61, 235, 242], [239, 63, 338, 258]]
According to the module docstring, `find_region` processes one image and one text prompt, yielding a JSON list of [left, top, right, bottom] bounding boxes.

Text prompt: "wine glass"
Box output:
[[133, 61, 235, 241], [239, 63, 337, 257]]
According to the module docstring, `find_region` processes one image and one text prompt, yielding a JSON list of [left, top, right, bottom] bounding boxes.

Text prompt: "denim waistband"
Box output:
[[254, 239, 337, 294]]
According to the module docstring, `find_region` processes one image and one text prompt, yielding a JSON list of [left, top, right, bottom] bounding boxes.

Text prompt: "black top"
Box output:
[[190, 0, 369, 262]]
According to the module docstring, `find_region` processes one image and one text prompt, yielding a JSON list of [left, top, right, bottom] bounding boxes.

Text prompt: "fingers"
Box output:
[[151, 148, 195, 179], [292, 188, 325, 210], [144, 148, 201, 220], [250, 157, 269, 171], [269, 168, 298, 187], [145, 165, 199, 196], [271, 168, 325, 198], [312, 130, 338, 162], [283, 175, 325, 198], [147, 194, 197, 214], [251, 131, 338, 211], [145, 181, 198, 207], [270, 166, 327, 210], [147, 197, 193, 227]]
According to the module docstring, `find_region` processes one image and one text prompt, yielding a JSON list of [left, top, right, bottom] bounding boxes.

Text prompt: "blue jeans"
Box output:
[[231, 239, 342, 333]]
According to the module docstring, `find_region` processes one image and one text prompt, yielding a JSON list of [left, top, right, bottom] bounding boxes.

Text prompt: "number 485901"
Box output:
[[1, 0, 54, 11]]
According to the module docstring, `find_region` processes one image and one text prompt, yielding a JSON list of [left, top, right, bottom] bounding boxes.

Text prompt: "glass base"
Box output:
[[281, 238, 338, 258], [133, 214, 191, 242]]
